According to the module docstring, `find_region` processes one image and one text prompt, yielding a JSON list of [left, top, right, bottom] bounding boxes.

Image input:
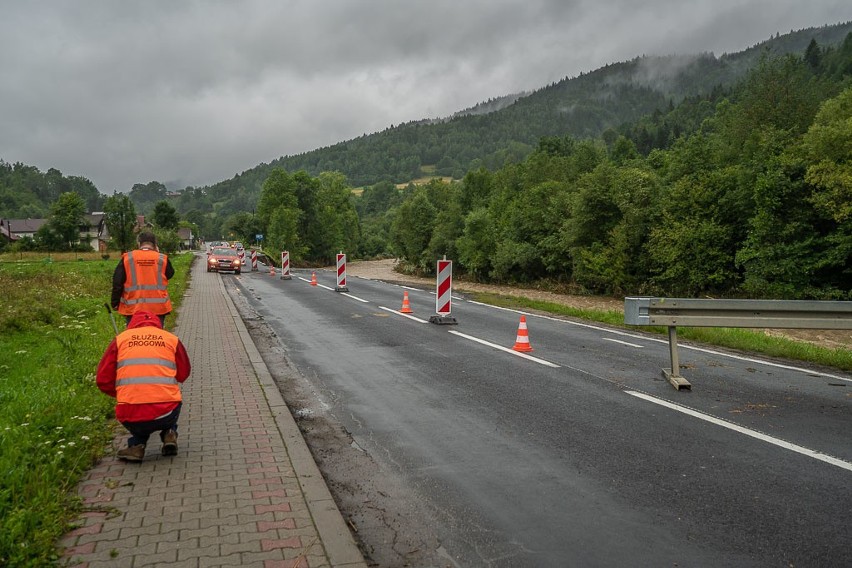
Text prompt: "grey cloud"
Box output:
[[0, 1, 849, 193]]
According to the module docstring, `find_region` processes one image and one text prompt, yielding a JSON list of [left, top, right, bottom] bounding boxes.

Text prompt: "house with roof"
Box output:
[[1, 215, 109, 250]]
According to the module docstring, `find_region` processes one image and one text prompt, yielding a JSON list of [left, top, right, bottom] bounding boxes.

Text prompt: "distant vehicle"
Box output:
[[206, 240, 229, 253], [232, 241, 244, 250], [207, 247, 241, 274]]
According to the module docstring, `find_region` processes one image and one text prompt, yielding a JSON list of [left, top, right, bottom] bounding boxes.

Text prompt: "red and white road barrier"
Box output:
[[430, 257, 457, 324], [250, 249, 258, 271], [238, 248, 246, 270], [280, 250, 292, 280], [335, 252, 349, 292]]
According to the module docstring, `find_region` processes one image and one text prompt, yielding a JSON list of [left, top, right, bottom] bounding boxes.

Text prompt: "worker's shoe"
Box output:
[[117, 444, 146, 462], [161, 430, 178, 456]]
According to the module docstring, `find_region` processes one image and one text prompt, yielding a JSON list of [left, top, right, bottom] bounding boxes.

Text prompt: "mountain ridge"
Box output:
[[201, 20, 851, 201]]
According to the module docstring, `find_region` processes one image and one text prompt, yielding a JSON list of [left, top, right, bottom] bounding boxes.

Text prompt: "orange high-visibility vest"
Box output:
[[118, 249, 173, 316], [115, 327, 182, 405]]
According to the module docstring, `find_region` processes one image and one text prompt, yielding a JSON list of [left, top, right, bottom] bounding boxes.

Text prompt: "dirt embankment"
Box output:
[[344, 259, 852, 351]]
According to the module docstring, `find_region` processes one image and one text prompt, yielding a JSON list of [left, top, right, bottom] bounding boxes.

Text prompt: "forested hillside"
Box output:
[[239, 31, 851, 299], [203, 22, 852, 198], [0, 163, 103, 218], [370, 35, 852, 299]]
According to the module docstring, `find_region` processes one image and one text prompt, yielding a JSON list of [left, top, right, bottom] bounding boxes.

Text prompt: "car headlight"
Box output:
[[234, 260, 241, 266], [208, 258, 217, 264]]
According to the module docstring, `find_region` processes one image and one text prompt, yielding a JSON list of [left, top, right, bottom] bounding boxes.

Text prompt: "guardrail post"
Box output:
[[663, 326, 691, 391], [624, 296, 851, 391]]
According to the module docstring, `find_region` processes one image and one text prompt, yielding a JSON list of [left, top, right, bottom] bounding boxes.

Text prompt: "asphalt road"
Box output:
[[224, 266, 851, 567]]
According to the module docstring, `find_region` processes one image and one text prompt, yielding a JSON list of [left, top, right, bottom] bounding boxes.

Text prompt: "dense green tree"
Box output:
[[103, 193, 138, 253], [223, 212, 263, 246], [257, 168, 304, 260], [356, 181, 402, 217], [129, 181, 168, 215], [390, 190, 436, 271], [801, 87, 852, 222], [152, 228, 181, 255], [456, 207, 495, 280], [34, 224, 63, 251], [152, 200, 180, 230], [48, 192, 87, 250], [313, 172, 360, 263]]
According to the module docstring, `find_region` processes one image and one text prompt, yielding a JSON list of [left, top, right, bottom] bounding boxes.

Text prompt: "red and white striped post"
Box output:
[[250, 249, 258, 271], [335, 252, 349, 292], [237, 248, 246, 271], [430, 256, 458, 325], [280, 250, 292, 280]]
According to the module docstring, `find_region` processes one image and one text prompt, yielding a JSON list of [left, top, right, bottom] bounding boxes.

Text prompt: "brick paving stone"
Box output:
[[58, 257, 365, 567]]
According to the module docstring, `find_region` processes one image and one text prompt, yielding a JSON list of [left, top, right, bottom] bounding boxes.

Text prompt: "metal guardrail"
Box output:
[[624, 297, 852, 391]]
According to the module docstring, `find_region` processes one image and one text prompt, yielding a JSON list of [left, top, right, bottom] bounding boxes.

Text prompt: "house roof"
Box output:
[[7, 218, 48, 233]]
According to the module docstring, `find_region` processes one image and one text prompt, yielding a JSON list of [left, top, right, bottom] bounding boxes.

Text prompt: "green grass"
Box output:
[[472, 292, 852, 372], [0, 252, 193, 567]]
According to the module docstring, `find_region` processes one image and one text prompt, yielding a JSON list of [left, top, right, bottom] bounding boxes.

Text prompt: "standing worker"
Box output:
[[112, 231, 174, 327], [96, 310, 191, 461]]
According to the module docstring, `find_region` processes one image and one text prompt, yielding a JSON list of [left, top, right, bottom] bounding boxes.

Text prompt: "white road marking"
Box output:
[[603, 337, 644, 348], [378, 306, 429, 323], [341, 292, 369, 303], [448, 330, 561, 368], [626, 390, 852, 472], [466, 301, 850, 382]]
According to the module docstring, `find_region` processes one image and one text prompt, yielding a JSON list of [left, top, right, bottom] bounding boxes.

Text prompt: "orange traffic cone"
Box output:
[[310, 271, 318, 286], [269, 264, 275, 276], [400, 291, 413, 313], [512, 315, 534, 352]]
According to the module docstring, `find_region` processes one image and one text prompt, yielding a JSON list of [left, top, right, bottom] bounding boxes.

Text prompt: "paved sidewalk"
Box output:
[[59, 257, 366, 568]]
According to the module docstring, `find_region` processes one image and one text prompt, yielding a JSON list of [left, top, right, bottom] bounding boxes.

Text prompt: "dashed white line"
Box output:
[[378, 306, 429, 323], [466, 300, 849, 382], [448, 330, 561, 368], [603, 337, 644, 348], [626, 390, 852, 472]]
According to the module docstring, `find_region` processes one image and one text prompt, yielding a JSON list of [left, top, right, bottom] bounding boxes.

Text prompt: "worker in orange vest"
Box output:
[[97, 310, 191, 461], [112, 231, 174, 328]]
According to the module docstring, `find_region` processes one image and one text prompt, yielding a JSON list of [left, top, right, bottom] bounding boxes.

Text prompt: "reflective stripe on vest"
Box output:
[[117, 357, 177, 370], [118, 250, 172, 315]]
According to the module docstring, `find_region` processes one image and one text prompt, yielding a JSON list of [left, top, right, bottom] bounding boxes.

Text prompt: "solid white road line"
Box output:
[[602, 337, 644, 348], [448, 330, 561, 368], [626, 390, 852, 472], [378, 306, 429, 323], [341, 292, 369, 303]]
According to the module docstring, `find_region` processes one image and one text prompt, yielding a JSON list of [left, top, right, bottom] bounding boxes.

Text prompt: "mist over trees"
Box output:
[[2, 25, 850, 301], [378, 40, 852, 299]]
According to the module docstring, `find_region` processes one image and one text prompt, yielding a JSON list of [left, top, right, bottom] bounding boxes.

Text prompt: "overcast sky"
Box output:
[[1, 1, 849, 195]]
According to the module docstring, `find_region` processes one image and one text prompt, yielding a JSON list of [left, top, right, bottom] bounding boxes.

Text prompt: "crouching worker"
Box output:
[[97, 310, 191, 462]]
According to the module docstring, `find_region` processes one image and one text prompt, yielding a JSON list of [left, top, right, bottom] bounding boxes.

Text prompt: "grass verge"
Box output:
[[0, 252, 193, 566], [471, 292, 852, 372]]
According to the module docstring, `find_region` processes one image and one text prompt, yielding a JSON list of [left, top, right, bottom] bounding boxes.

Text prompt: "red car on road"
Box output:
[[207, 247, 241, 274]]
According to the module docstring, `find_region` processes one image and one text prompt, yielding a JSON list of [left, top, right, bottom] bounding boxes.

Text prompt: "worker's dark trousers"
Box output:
[[120, 403, 182, 447]]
